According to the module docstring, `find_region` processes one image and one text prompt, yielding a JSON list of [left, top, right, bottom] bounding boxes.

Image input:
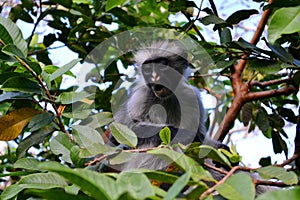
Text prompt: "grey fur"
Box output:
[[111, 41, 273, 195]]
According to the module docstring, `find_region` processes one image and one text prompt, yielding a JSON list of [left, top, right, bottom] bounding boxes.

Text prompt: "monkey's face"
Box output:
[[141, 57, 185, 98]]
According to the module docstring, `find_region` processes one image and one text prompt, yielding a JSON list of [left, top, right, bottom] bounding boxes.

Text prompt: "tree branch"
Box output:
[[214, 0, 275, 141]]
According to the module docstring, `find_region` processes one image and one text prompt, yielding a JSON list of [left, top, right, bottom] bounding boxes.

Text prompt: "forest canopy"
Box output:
[[0, 0, 300, 199]]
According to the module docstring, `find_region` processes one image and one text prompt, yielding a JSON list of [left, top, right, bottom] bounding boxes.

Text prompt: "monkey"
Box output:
[[107, 40, 273, 195], [110, 40, 223, 170]]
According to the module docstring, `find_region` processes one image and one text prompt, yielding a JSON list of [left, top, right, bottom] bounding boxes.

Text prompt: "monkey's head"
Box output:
[[134, 41, 189, 98]]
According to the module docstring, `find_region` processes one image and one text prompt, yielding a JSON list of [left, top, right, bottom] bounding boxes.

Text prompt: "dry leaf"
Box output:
[[0, 108, 42, 141]]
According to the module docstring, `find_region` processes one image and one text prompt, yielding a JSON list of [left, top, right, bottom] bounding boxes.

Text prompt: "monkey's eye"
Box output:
[[141, 64, 152, 75]]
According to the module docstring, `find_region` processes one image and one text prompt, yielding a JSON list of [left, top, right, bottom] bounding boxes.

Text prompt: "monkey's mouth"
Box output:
[[151, 84, 173, 98]]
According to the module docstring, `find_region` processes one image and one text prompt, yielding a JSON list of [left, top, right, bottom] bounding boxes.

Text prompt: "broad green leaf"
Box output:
[[139, 169, 184, 184], [248, 59, 282, 74], [1, 184, 24, 200], [242, 102, 253, 126], [271, 130, 288, 156], [215, 172, 255, 200], [220, 28, 232, 44], [256, 109, 271, 138], [293, 71, 300, 87], [1, 77, 41, 93], [25, 60, 42, 75], [2, 44, 26, 58], [164, 170, 190, 200], [50, 58, 81, 81], [14, 158, 42, 171], [109, 151, 134, 165], [1, 172, 68, 200], [17, 124, 56, 158], [226, 9, 259, 25], [0, 92, 32, 102], [28, 112, 55, 132], [72, 125, 104, 148], [39, 161, 123, 200], [109, 122, 137, 147], [19, 172, 68, 187], [256, 166, 298, 185], [80, 112, 113, 128], [264, 41, 294, 63], [256, 187, 300, 200], [62, 102, 92, 119], [198, 145, 232, 167], [148, 148, 214, 182], [202, 15, 227, 25], [50, 132, 74, 163], [0, 16, 28, 56], [268, 6, 300, 43], [105, 0, 126, 11], [21, 188, 95, 200], [56, 91, 92, 104], [70, 146, 85, 168], [117, 172, 155, 199], [0, 108, 41, 141], [79, 142, 117, 158], [159, 126, 171, 145]]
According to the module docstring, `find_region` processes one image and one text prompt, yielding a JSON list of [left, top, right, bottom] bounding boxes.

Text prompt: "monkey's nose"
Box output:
[[151, 71, 160, 82]]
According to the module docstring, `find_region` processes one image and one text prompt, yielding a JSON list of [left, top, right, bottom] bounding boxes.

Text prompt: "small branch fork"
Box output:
[[201, 154, 300, 199], [214, 0, 297, 141]]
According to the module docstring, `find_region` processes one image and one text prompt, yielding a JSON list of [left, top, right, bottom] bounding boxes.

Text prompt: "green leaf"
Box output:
[[50, 58, 81, 81], [256, 187, 300, 200], [164, 170, 191, 200], [56, 91, 92, 104], [79, 142, 117, 158], [117, 172, 155, 199], [215, 172, 255, 200], [268, 6, 300, 43], [202, 15, 227, 25], [70, 146, 85, 168], [248, 59, 282, 74], [19, 172, 68, 187], [1, 172, 68, 200], [271, 130, 288, 155], [17, 125, 56, 158], [109, 122, 137, 148], [80, 112, 113, 128], [139, 169, 184, 184], [1, 76, 41, 93], [22, 188, 95, 200], [25, 60, 42, 75], [226, 9, 259, 25], [50, 132, 74, 163], [256, 166, 298, 185], [72, 125, 104, 148], [62, 102, 92, 119], [28, 112, 55, 132], [256, 109, 271, 138], [0, 16, 28, 56], [105, 0, 126, 11], [263, 39, 294, 63], [220, 28, 232, 44], [2, 44, 26, 58], [1, 185, 24, 200], [159, 127, 171, 145], [242, 102, 253, 126], [39, 162, 123, 200], [148, 148, 214, 182], [198, 145, 232, 167], [14, 158, 42, 171]]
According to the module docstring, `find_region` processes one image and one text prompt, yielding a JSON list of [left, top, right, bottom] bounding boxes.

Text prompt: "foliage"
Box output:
[[0, 0, 300, 199]]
